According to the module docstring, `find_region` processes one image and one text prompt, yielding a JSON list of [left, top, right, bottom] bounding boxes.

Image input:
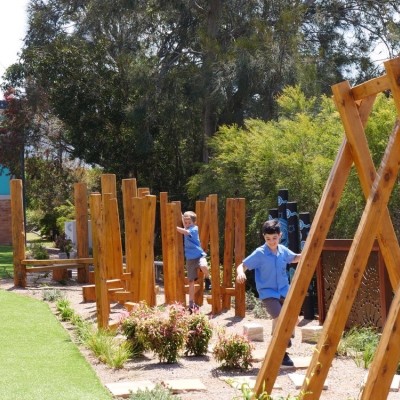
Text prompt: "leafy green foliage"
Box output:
[[237, 383, 307, 400], [139, 303, 189, 363], [42, 288, 63, 302], [185, 312, 213, 356], [129, 384, 180, 400], [337, 326, 380, 369], [28, 242, 49, 260], [213, 328, 254, 370]]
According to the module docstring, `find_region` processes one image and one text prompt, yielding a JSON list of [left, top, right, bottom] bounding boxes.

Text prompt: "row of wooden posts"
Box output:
[[10, 174, 246, 328]]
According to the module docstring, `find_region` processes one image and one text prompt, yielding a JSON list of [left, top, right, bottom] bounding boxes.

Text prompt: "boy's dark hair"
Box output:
[[262, 219, 281, 235]]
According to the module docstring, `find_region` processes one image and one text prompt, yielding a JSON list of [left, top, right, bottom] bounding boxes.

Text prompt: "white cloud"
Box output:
[[0, 0, 29, 86]]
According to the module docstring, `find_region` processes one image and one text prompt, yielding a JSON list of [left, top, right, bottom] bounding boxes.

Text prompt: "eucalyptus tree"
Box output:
[[3, 0, 400, 201]]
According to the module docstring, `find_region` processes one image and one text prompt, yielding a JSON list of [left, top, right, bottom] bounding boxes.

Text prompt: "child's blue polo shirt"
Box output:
[[184, 225, 206, 260], [243, 243, 297, 300]]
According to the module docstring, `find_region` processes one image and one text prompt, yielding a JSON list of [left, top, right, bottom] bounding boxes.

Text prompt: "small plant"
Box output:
[[237, 383, 307, 399], [213, 328, 254, 370], [185, 312, 213, 356], [337, 326, 379, 369], [56, 298, 74, 321], [85, 328, 132, 368], [42, 288, 63, 302], [120, 302, 152, 356], [245, 290, 258, 311], [129, 384, 181, 399], [140, 303, 188, 363], [28, 242, 49, 260]]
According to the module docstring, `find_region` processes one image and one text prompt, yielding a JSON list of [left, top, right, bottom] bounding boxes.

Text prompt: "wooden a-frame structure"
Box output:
[[253, 57, 400, 399]]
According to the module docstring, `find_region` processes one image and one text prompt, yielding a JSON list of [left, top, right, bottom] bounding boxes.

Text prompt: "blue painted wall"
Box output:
[[0, 167, 11, 195]]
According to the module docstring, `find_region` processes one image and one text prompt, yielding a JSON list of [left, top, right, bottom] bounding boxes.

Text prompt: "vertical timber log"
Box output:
[[75, 182, 89, 283]]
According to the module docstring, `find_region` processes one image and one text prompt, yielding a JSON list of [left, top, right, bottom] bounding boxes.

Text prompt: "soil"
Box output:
[[1, 272, 400, 400]]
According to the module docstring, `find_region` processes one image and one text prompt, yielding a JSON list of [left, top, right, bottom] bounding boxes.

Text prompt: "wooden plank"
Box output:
[[139, 195, 156, 306], [351, 75, 390, 101], [234, 198, 246, 317], [173, 201, 187, 305], [75, 182, 89, 282], [22, 258, 93, 265], [222, 198, 234, 310], [90, 193, 109, 328], [209, 194, 222, 314], [101, 173, 117, 198], [109, 197, 123, 280], [302, 122, 400, 400], [332, 80, 400, 291], [10, 179, 26, 287], [132, 197, 142, 303], [165, 202, 178, 304], [361, 57, 400, 400], [254, 138, 353, 396], [160, 192, 169, 300], [122, 178, 137, 298], [26, 264, 85, 273]]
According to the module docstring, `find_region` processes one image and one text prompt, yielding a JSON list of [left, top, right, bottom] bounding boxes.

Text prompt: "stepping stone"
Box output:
[[301, 325, 323, 343], [243, 322, 264, 342], [162, 378, 206, 393], [362, 372, 400, 392], [288, 373, 328, 390], [105, 380, 155, 397], [220, 375, 282, 390]]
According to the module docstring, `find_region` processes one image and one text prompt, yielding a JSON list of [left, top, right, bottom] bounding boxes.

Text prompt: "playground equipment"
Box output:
[[253, 57, 400, 400], [11, 180, 92, 287], [160, 193, 246, 316], [85, 174, 157, 328]]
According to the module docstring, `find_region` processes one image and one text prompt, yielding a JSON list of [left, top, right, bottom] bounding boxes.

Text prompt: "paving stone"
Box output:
[[105, 380, 156, 397], [162, 378, 206, 393], [362, 372, 400, 392], [288, 373, 328, 390], [243, 322, 264, 342], [301, 325, 323, 343], [220, 375, 282, 390]]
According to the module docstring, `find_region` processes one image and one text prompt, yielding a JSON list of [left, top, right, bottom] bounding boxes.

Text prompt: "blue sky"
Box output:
[[0, 0, 29, 86]]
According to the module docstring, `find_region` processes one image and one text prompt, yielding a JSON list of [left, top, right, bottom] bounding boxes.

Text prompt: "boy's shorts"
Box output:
[[261, 297, 285, 319], [186, 257, 207, 281]]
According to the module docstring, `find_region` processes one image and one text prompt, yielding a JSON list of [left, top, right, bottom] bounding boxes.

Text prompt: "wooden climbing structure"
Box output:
[[253, 57, 400, 399]]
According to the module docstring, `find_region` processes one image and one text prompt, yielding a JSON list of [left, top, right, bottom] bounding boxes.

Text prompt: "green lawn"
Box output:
[[0, 245, 13, 278], [0, 290, 112, 400]]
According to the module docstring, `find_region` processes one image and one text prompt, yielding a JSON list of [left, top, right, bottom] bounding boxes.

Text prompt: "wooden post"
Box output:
[[209, 194, 222, 314], [138, 195, 156, 306], [222, 198, 234, 310], [122, 178, 138, 298], [173, 201, 186, 305], [10, 179, 26, 287], [234, 198, 246, 317], [131, 197, 142, 302], [74, 182, 89, 283], [101, 174, 117, 198], [90, 193, 109, 329]]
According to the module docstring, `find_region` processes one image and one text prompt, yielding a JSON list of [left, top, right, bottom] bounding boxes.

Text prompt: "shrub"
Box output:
[[129, 384, 180, 399], [140, 303, 188, 363], [120, 302, 153, 356], [28, 243, 49, 260], [56, 298, 74, 321], [213, 328, 254, 370], [42, 288, 63, 302], [237, 383, 308, 399], [85, 328, 132, 369], [185, 312, 213, 356]]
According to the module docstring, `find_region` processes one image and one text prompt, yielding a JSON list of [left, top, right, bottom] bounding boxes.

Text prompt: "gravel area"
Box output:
[[2, 273, 400, 400]]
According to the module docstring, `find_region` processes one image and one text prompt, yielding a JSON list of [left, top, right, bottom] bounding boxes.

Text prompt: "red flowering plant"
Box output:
[[119, 301, 153, 356], [139, 303, 188, 363], [185, 312, 213, 356]]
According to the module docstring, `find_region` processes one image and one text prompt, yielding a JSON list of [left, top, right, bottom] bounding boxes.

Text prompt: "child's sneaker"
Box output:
[[282, 352, 294, 367], [188, 303, 199, 314], [205, 277, 211, 291]]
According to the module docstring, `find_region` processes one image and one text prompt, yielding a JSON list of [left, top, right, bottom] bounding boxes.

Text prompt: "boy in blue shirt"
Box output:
[[177, 211, 211, 311], [236, 219, 301, 366]]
